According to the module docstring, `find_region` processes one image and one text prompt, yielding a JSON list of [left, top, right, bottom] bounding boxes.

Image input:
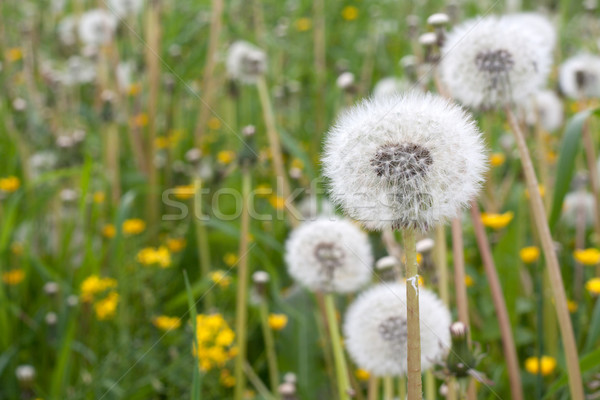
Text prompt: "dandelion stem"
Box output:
[[233, 167, 252, 400], [506, 106, 584, 400], [383, 375, 393, 400], [434, 225, 449, 305], [194, 179, 213, 309], [425, 370, 436, 400], [259, 300, 280, 398], [256, 77, 299, 227], [367, 376, 379, 400], [402, 227, 422, 400], [470, 200, 524, 400], [324, 293, 351, 400], [399, 376, 407, 400]]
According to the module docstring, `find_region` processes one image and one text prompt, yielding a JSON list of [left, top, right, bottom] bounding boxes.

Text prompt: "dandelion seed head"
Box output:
[[562, 191, 595, 227], [322, 92, 487, 232], [78, 9, 117, 46], [343, 283, 451, 376], [226, 41, 267, 84], [559, 54, 600, 99], [521, 89, 564, 132], [285, 218, 373, 293]]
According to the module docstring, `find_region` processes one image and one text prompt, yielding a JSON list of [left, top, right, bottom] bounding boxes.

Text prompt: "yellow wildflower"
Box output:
[[137, 246, 172, 268], [481, 211, 514, 229], [152, 315, 182, 331], [355, 368, 370, 381], [520, 246, 540, 264], [489, 152, 506, 167], [0, 176, 20, 192], [269, 195, 285, 210], [465, 275, 474, 288], [220, 369, 236, 387], [194, 314, 236, 371], [574, 248, 600, 265], [102, 224, 116, 238], [586, 277, 600, 295], [223, 253, 238, 267], [122, 219, 146, 235], [174, 184, 195, 200], [217, 150, 235, 165], [11, 242, 24, 256], [208, 117, 221, 130], [132, 113, 148, 127], [80, 275, 117, 302], [567, 300, 578, 313], [256, 183, 272, 197], [155, 136, 170, 149], [341, 5, 359, 20], [296, 17, 312, 31], [94, 291, 119, 320], [216, 329, 235, 346], [93, 191, 105, 204], [210, 270, 232, 288], [546, 151, 557, 164], [2, 269, 25, 285], [525, 356, 557, 376], [268, 314, 288, 331], [7, 48, 23, 62], [128, 83, 141, 96], [167, 238, 186, 253]]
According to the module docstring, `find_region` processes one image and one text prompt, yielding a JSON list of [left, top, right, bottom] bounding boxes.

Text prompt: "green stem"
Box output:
[[259, 300, 280, 398], [425, 370, 436, 400], [399, 376, 407, 400], [402, 228, 422, 400], [434, 225, 449, 305], [233, 168, 252, 400], [324, 293, 351, 400], [193, 179, 213, 309], [383, 376, 393, 400]]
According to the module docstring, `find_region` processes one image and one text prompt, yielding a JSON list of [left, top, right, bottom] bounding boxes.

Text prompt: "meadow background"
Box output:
[[2, 0, 600, 399]]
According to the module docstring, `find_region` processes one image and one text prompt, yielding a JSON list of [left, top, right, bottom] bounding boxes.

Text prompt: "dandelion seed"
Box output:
[[285, 218, 373, 293], [322, 92, 486, 232], [343, 283, 451, 376]]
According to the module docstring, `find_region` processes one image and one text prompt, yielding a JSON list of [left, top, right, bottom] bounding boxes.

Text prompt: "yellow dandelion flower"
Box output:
[[94, 291, 119, 320], [137, 247, 171, 268], [291, 158, 304, 170], [567, 300, 578, 313], [481, 211, 514, 229], [132, 113, 148, 127], [269, 195, 285, 210], [256, 183, 272, 197], [355, 368, 370, 382], [128, 83, 141, 96], [102, 224, 116, 239], [520, 246, 540, 264], [586, 277, 600, 295], [93, 191, 105, 204], [11, 242, 24, 256], [210, 270, 232, 288], [2, 269, 25, 285], [296, 17, 312, 31], [208, 117, 222, 130], [122, 219, 146, 235], [7, 48, 23, 62], [0, 176, 20, 193], [546, 151, 557, 164], [174, 184, 195, 200], [341, 5, 359, 21], [525, 356, 557, 376], [268, 314, 288, 331], [223, 253, 238, 267], [155, 136, 170, 149], [220, 369, 236, 387], [489, 152, 506, 167], [80, 275, 117, 302], [152, 315, 182, 331], [167, 238, 186, 252], [574, 248, 600, 265], [216, 329, 235, 346], [217, 150, 235, 165], [465, 274, 474, 287]]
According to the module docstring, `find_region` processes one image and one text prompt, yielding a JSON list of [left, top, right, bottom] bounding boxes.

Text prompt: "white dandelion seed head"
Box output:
[[427, 13, 450, 27], [559, 54, 600, 99], [78, 9, 117, 46], [372, 77, 414, 99], [440, 16, 551, 109], [57, 15, 78, 46], [15, 365, 36, 384], [375, 255, 399, 270], [521, 89, 564, 132], [336, 72, 355, 90], [562, 191, 595, 227], [116, 61, 135, 93], [285, 218, 373, 294], [226, 41, 267, 84], [59, 56, 97, 86], [343, 283, 451, 376], [107, 0, 144, 19], [416, 237, 435, 253], [504, 13, 556, 54], [322, 92, 487, 232]]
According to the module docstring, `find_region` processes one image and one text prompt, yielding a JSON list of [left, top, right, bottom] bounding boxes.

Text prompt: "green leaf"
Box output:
[[548, 109, 596, 231], [584, 296, 600, 352]]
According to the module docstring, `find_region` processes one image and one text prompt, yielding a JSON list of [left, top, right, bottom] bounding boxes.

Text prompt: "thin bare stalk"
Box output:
[[469, 200, 524, 400], [574, 190, 586, 301], [194, 0, 224, 147], [402, 228, 422, 400], [324, 293, 352, 400], [506, 107, 584, 400], [399, 376, 407, 400], [243, 361, 277, 400], [425, 370, 436, 400], [234, 167, 252, 400], [383, 376, 393, 400], [106, 122, 120, 206], [313, 0, 326, 137], [434, 225, 449, 305], [582, 121, 600, 277], [194, 179, 214, 308], [367, 376, 379, 400], [259, 300, 280, 398], [382, 228, 404, 279]]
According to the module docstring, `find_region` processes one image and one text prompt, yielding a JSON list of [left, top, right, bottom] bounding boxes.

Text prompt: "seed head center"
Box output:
[[475, 49, 514, 74], [371, 143, 433, 183]]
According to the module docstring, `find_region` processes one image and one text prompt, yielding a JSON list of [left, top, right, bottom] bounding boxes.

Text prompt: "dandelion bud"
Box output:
[[406, 15, 420, 38], [67, 295, 79, 307], [439, 383, 449, 396], [427, 13, 449, 27], [226, 41, 267, 84], [279, 382, 297, 400], [252, 270, 270, 297], [13, 98, 27, 111], [336, 72, 356, 92], [416, 238, 435, 253], [400, 55, 418, 82], [419, 32, 439, 63], [283, 372, 297, 384], [344, 283, 451, 376], [45, 312, 58, 326], [185, 148, 202, 164], [239, 126, 258, 167], [44, 281, 59, 296], [447, 321, 476, 378], [61, 189, 78, 203], [15, 365, 35, 387], [375, 255, 399, 281], [285, 218, 373, 294], [242, 125, 256, 137], [450, 321, 467, 339]]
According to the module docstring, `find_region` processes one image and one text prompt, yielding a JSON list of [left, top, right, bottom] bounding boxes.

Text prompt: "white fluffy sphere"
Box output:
[[521, 90, 564, 132], [504, 13, 556, 53], [562, 191, 595, 227], [440, 16, 551, 109], [559, 54, 600, 99], [322, 92, 487, 232], [285, 218, 373, 293], [226, 41, 267, 84], [343, 283, 451, 376], [78, 9, 117, 46]]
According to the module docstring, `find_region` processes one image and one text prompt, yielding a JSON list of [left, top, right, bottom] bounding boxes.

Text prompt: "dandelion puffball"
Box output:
[[285, 218, 373, 293], [559, 54, 600, 99], [322, 92, 487, 232], [562, 191, 595, 227], [505, 13, 556, 53], [226, 41, 267, 84], [78, 9, 117, 46], [372, 77, 416, 99], [521, 90, 564, 132], [440, 16, 551, 109], [343, 283, 451, 376]]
